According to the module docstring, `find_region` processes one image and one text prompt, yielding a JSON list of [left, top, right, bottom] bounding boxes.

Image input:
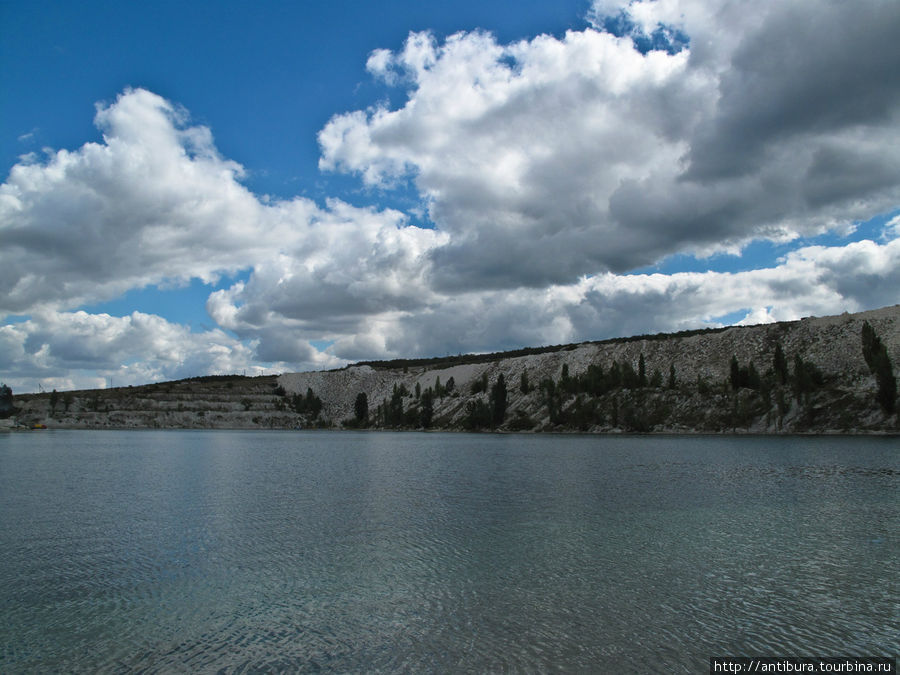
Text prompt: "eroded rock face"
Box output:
[[14, 305, 900, 433], [274, 306, 899, 433]]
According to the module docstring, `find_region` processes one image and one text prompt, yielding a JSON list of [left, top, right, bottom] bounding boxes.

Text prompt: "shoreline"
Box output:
[[6, 424, 898, 437]]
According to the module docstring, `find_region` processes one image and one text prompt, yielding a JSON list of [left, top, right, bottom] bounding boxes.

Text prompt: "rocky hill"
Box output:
[[8, 305, 900, 434]]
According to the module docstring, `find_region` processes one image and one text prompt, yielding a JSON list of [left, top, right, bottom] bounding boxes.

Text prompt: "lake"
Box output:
[[0, 431, 897, 672]]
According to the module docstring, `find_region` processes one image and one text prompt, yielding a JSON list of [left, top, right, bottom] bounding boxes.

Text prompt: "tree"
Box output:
[[621, 361, 639, 389], [354, 392, 368, 423], [667, 364, 677, 390], [730, 356, 762, 391], [471, 372, 488, 394], [792, 354, 823, 401], [387, 385, 404, 426], [520, 370, 531, 394], [445, 376, 455, 394], [0, 383, 14, 418], [490, 373, 508, 426], [540, 377, 562, 424], [582, 364, 604, 395], [638, 354, 647, 388], [730, 355, 741, 391], [608, 362, 622, 389], [773, 343, 788, 385], [49, 389, 59, 415], [463, 399, 492, 430], [861, 321, 897, 413], [292, 388, 323, 418], [420, 388, 434, 428], [560, 364, 570, 391], [746, 362, 761, 390]]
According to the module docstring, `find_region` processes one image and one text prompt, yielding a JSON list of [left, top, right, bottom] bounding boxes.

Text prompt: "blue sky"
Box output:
[[2, 1, 587, 200], [2, 0, 899, 392]]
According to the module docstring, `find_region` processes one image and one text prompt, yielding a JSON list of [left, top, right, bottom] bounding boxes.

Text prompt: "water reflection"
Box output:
[[0, 431, 897, 672]]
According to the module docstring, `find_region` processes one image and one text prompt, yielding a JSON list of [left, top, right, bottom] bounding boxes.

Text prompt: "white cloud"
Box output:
[[1, 89, 266, 313], [885, 214, 900, 239], [3, 0, 900, 388], [366, 48, 396, 83], [0, 89, 435, 320], [352, 235, 900, 360], [0, 310, 274, 392], [6, 226, 886, 390], [320, 1, 900, 288], [199, 230, 899, 367]]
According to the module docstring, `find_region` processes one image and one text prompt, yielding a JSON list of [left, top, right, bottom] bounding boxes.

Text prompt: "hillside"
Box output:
[[7, 305, 900, 434]]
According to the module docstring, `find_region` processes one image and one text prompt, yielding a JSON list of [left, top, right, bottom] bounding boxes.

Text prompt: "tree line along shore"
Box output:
[[4, 306, 898, 434]]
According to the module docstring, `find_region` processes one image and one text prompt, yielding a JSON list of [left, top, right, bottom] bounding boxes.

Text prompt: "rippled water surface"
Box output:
[[1, 431, 897, 672]]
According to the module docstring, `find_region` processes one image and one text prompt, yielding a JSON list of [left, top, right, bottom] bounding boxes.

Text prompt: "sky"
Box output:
[[2, 0, 899, 393]]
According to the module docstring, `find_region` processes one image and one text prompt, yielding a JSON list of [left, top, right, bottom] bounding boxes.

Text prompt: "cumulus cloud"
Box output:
[[1, 89, 263, 313], [0, 89, 445, 388], [4, 232, 898, 391], [319, 0, 900, 288], [3, 0, 900, 390], [0, 89, 433, 318], [0, 310, 270, 392], [347, 236, 900, 360]]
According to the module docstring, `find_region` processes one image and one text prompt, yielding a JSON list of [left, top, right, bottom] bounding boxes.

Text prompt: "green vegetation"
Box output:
[[471, 372, 488, 394], [462, 374, 508, 429], [791, 354, 824, 401], [773, 343, 788, 384], [11, 312, 894, 434], [463, 399, 493, 430], [0, 383, 14, 418], [354, 392, 368, 423], [385, 385, 405, 427], [490, 374, 507, 426], [420, 388, 435, 428], [861, 321, 897, 413], [729, 355, 761, 391], [432, 375, 454, 398], [291, 388, 323, 419]]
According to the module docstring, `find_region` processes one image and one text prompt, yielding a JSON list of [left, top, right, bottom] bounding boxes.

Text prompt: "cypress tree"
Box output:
[[354, 392, 368, 423], [730, 355, 741, 391], [861, 322, 897, 413], [0, 383, 14, 418], [773, 343, 788, 384], [420, 388, 434, 428], [491, 373, 508, 426]]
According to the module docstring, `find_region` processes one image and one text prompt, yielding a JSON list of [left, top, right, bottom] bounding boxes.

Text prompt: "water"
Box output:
[[1, 431, 897, 672]]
